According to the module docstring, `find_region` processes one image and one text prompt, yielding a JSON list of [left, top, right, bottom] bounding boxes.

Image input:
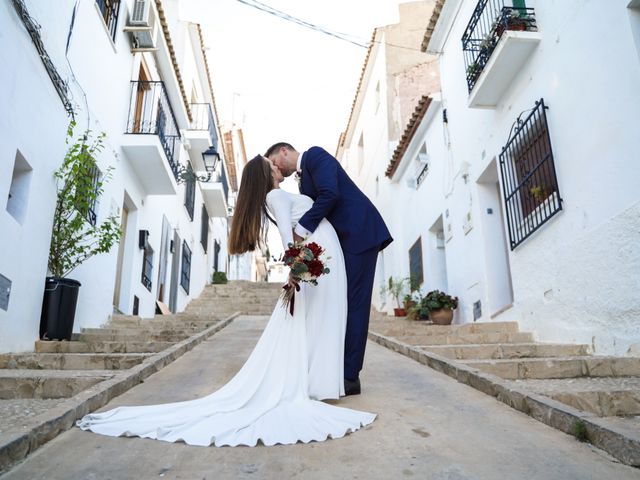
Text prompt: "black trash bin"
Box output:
[[40, 277, 81, 341]]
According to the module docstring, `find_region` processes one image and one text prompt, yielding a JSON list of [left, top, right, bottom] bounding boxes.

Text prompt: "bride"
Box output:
[[76, 155, 376, 447]]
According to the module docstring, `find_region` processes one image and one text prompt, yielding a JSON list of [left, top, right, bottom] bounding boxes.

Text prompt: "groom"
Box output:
[[266, 143, 393, 396]]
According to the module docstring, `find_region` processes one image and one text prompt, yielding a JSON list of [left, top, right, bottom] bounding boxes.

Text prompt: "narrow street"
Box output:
[[2, 316, 637, 480]]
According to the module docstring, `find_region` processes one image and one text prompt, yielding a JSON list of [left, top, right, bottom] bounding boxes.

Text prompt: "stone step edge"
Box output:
[[0, 312, 241, 475], [368, 330, 640, 468]]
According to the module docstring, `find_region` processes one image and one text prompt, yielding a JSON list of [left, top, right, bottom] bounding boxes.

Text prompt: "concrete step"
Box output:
[[0, 370, 114, 399], [373, 321, 521, 338], [463, 356, 640, 380], [35, 340, 174, 354], [0, 353, 152, 370], [399, 331, 534, 346], [420, 343, 592, 360], [108, 315, 220, 327], [82, 327, 205, 336], [506, 377, 640, 417], [75, 332, 189, 343]]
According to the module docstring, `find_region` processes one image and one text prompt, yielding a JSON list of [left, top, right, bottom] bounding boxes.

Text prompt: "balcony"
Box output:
[[462, 1, 540, 108], [122, 81, 181, 195], [200, 162, 229, 218], [184, 103, 219, 171]]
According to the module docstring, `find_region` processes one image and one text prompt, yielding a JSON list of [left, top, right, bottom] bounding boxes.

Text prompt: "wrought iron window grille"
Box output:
[[499, 98, 562, 250], [184, 166, 196, 221], [141, 244, 154, 291], [200, 204, 209, 253], [180, 241, 192, 294], [462, 1, 537, 93]]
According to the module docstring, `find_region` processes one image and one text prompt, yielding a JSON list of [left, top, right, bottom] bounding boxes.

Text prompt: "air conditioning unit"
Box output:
[[125, 0, 158, 50], [130, 0, 151, 26], [417, 153, 429, 164]]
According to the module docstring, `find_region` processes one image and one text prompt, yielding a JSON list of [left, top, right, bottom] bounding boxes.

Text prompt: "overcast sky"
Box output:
[[182, 0, 403, 157], [181, 0, 405, 257]]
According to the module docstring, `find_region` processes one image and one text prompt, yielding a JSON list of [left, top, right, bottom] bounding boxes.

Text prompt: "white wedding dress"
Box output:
[[76, 189, 376, 447]]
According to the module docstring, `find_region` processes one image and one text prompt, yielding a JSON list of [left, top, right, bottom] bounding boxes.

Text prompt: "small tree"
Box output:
[[48, 122, 121, 278]]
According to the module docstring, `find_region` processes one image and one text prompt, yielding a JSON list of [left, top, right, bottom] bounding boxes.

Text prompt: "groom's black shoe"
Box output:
[[344, 378, 361, 396]]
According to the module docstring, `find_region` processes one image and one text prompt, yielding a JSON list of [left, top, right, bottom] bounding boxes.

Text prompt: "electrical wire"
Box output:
[[235, 0, 429, 53]]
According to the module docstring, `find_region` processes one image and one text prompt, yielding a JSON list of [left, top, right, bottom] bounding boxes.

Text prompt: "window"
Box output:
[[499, 98, 562, 249], [6, 150, 33, 225], [184, 164, 195, 221], [415, 144, 430, 187], [180, 241, 192, 294], [95, 0, 121, 42], [357, 133, 364, 173], [200, 204, 209, 252], [141, 245, 154, 291], [409, 237, 423, 286]]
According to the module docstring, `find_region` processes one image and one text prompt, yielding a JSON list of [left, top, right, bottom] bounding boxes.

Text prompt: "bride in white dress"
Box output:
[[76, 155, 376, 447]]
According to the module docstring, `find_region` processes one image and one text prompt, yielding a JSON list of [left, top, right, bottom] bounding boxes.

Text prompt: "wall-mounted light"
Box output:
[[202, 146, 220, 173]]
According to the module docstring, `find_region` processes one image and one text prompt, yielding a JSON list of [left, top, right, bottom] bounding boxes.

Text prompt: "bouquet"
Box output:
[[280, 241, 330, 315]]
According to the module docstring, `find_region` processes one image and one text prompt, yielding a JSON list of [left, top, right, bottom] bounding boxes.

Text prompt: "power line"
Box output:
[[235, 0, 429, 53]]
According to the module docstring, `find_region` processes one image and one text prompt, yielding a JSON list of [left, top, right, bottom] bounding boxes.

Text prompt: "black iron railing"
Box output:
[[190, 103, 219, 150], [461, 1, 537, 92], [95, 0, 121, 41], [499, 99, 562, 250], [125, 81, 181, 179], [416, 163, 429, 186]]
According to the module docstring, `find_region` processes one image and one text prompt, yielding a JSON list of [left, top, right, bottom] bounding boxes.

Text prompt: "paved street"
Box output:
[[2, 316, 638, 480]]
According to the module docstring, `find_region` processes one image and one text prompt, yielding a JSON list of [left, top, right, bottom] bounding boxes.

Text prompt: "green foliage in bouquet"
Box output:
[[48, 121, 121, 278]]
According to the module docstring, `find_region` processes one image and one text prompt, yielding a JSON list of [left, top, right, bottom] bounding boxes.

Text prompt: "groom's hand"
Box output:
[[293, 232, 304, 244]]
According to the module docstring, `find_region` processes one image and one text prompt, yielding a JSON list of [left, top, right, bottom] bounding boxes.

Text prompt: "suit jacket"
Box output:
[[297, 146, 393, 255]]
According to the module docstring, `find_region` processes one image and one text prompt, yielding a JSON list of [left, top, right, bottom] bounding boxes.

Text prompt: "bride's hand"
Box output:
[[287, 271, 300, 290]]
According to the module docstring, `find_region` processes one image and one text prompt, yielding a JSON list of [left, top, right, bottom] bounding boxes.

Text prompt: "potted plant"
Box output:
[[421, 290, 459, 325], [41, 122, 121, 341], [381, 277, 408, 317], [466, 62, 482, 84], [212, 271, 228, 284]]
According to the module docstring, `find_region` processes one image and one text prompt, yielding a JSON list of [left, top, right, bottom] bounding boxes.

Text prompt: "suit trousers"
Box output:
[[343, 246, 379, 381]]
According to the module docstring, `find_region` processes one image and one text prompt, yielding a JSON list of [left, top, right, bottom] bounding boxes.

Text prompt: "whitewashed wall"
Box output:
[[354, 0, 640, 355], [0, 0, 230, 353]]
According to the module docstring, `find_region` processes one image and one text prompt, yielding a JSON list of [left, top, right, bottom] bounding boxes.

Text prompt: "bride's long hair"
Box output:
[[228, 155, 274, 254]]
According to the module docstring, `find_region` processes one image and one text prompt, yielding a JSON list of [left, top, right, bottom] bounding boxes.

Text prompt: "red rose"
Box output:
[[305, 242, 323, 258], [307, 259, 324, 277]]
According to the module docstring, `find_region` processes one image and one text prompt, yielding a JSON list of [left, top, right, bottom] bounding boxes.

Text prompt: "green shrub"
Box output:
[[212, 271, 228, 284]]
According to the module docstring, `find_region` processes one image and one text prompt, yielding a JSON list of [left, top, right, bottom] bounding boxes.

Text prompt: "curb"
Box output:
[[368, 330, 640, 467], [0, 312, 241, 474]]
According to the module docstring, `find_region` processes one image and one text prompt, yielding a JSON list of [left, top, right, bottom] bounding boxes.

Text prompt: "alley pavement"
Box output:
[[2, 316, 638, 480]]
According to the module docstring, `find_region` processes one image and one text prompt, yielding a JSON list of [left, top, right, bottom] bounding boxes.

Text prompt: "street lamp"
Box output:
[[202, 146, 220, 173]]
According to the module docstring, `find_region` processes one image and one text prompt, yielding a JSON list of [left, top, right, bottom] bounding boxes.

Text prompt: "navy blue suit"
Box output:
[[298, 146, 392, 381]]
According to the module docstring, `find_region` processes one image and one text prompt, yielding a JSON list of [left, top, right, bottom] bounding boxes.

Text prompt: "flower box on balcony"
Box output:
[[467, 29, 541, 108]]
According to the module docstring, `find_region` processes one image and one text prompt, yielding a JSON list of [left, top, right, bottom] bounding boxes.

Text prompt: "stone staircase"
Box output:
[[369, 311, 640, 465], [369, 312, 640, 418], [0, 281, 281, 439]]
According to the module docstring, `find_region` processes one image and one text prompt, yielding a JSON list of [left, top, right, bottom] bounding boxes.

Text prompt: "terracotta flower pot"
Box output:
[[393, 308, 407, 317], [429, 308, 453, 325]]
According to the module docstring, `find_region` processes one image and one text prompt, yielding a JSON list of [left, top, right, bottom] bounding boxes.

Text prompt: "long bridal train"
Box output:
[[76, 190, 376, 447]]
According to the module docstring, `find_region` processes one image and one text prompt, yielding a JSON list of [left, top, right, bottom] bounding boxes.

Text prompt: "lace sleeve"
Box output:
[[266, 190, 294, 250]]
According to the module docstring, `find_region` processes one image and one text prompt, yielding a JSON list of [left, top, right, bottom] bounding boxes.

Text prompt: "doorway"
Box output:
[[112, 205, 129, 311], [428, 215, 448, 292], [477, 159, 514, 316], [169, 231, 180, 313]]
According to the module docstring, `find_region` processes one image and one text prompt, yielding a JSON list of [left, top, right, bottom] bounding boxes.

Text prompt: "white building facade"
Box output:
[[340, 0, 640, 356], [0, 0, 234, 353]]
